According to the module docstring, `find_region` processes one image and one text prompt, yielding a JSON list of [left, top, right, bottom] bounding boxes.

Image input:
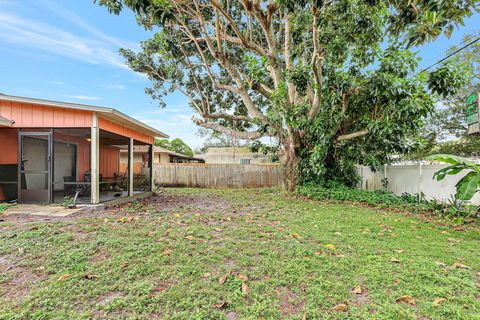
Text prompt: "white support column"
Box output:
[[149, 144, 155, 191], [128, 138, 134, 196], [91, 113, 100, 204]]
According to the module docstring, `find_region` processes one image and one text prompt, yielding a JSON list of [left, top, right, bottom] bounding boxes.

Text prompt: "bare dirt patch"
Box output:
[[0, 255, 47, 301], [276, 287, 305, 318]]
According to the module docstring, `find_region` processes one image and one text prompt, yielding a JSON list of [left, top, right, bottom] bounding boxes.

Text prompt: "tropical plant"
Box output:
[[427, 153, 480, 200], [98, 0, 477, 189]]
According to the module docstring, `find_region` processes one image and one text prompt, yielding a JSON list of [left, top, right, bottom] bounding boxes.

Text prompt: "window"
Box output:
[[240, 159, 251, 165]]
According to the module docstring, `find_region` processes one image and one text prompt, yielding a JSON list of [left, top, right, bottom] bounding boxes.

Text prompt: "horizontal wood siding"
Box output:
[[0, 100, 92, 128], [98, 117, 153, 145], [155, 163, 285, 188]]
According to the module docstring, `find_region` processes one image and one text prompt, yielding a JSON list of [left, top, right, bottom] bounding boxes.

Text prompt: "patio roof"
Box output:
[[0, 94, 168, 138], [0, 115, 14, 127]]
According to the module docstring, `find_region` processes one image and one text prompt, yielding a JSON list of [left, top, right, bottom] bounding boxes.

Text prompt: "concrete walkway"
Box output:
[[2, 204, 85, 217]]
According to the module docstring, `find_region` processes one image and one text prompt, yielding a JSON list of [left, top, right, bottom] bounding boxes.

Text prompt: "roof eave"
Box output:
[[0, 94, 169, 139]]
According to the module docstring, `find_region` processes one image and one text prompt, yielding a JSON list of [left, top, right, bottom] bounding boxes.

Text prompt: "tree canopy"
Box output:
[[98, 0, 477, 188], [155, 138, 194, 157]]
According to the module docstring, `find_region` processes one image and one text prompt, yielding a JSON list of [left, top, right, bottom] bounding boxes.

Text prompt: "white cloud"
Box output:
[[39, 0, 138, 50], [0, 11, 128, 69], [67, 95, 101, 101]]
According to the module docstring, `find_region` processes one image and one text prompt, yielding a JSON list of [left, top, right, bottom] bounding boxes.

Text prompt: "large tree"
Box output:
[[98, 0, 476, 188]]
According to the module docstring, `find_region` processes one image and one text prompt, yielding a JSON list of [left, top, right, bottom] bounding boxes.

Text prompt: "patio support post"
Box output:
[[128, 138, 134, 196], [149, 144, 154, 191], [91, 113, 100, 204]]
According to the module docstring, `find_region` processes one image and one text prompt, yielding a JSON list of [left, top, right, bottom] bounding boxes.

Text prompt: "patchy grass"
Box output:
[[0, 204, 13, 215], [0, 188, 479, 319]]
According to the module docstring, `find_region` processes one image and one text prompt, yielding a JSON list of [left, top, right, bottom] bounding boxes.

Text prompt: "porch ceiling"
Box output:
[[0, 115, 14, 127]]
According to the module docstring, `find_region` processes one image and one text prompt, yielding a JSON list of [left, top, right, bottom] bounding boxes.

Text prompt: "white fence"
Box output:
[[358, 164, 480, 205]]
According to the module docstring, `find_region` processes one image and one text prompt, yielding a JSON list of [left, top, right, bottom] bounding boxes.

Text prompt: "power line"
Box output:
[[419, 35, 480, 74]]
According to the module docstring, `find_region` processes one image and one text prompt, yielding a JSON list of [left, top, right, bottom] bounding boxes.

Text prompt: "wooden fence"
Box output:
[[154, 163, 285, 188]]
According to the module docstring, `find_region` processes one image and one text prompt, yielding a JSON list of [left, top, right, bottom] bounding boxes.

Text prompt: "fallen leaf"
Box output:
[[396, 295, 416, 306], [214, 301, 228, 309], [203, 272, 211, 278], [332, 303, 348, 312], [58, 274, 73, 282], [241, 282, 249, 294], [432, 297, 446, 307], [393, 278, 399, 285], [18, 247, 25, 254], [314, 251, 324, 256], [120, 261, 129, 269], [219, 274, 228, 285], [174, 213, 181, 218], [325, 244, 336, 250], [162, 249, 173, 256], [390, 257, 400, 263], [84, 274, 99, 280], [435, 261, 447, 268], [185, 235, 195, 240], [353, 286, 362, 294], [302, 311, 307, 320], [394, 249, 404, 254], [447, 238, 459, 243], [291, 232, 301, 239], [237, 273, 249, 281], [451, 261, 470, 270]]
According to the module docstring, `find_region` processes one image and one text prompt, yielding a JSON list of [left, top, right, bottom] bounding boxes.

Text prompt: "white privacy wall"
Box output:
[[358, 164, 480, 205]]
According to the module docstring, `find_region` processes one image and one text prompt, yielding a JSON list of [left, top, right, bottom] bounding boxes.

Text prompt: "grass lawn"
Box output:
[[0, 188, 479, 319]]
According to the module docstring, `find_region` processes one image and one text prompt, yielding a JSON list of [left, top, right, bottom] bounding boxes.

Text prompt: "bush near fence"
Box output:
[[155, 163, 285, 188]]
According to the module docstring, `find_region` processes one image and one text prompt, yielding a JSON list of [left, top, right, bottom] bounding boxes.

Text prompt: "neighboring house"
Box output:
[[119, 146, 204, 173], [198, 147, 274, 164], [0, 94, 168, 204]]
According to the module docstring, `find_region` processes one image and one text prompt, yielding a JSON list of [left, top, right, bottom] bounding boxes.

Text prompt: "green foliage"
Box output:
[[154, 137, 193, 157], [97, 0, 479, 187], [427, 153, 480, 200], [296, 182, 480, 219]]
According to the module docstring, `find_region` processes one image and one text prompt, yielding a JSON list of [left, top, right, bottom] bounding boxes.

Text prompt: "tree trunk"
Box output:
[[283, 131, 302, 192]]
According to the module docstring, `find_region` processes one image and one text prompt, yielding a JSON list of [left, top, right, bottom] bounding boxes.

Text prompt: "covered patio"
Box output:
[[0, 94, 168, 205]]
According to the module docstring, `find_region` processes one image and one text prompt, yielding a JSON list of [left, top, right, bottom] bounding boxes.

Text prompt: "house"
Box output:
[[198, 147, 274, 164], [0, 94, 168, 204], [119, 145, 204, 174]]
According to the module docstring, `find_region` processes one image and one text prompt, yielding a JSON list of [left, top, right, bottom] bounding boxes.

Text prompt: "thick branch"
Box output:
[[335, 129, 369, 142], [194, 119, 263, 139], [203, 113, 253, 121]]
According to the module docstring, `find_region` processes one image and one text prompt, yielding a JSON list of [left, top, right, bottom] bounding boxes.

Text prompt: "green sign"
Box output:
[[466, 93, 480, 135]]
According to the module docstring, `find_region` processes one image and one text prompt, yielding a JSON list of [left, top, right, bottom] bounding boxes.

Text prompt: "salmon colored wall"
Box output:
[[99, 146, 120, 178], [98, 117, 153, 145], [0, 100, 93, 128], [0, 129, 18, 164]]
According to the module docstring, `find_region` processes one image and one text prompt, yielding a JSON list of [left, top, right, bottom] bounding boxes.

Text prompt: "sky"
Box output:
[[0, 0, 479, 150]]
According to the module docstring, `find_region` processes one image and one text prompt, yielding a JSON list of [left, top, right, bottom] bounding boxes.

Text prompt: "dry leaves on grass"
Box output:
[[432, 297, 446, 307], [219, 274, 228, 285], [291, 232, 301, 239], [162, 248, 173, 256], [396, 295, 416, 306], [353, 286, 362, 294], [332, 303, 348, 312], [214, 301, 228, 309], [58, 274, 74, 282], [390, 257, 400, 263], [324, 244, 336, 250], [451, 261, 470, 270], [84, 273, 100, 280], [241, 282, 249, 294]]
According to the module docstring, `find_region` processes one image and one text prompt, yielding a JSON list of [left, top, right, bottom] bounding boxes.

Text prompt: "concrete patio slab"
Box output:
[[3, 204, 85, 217]]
